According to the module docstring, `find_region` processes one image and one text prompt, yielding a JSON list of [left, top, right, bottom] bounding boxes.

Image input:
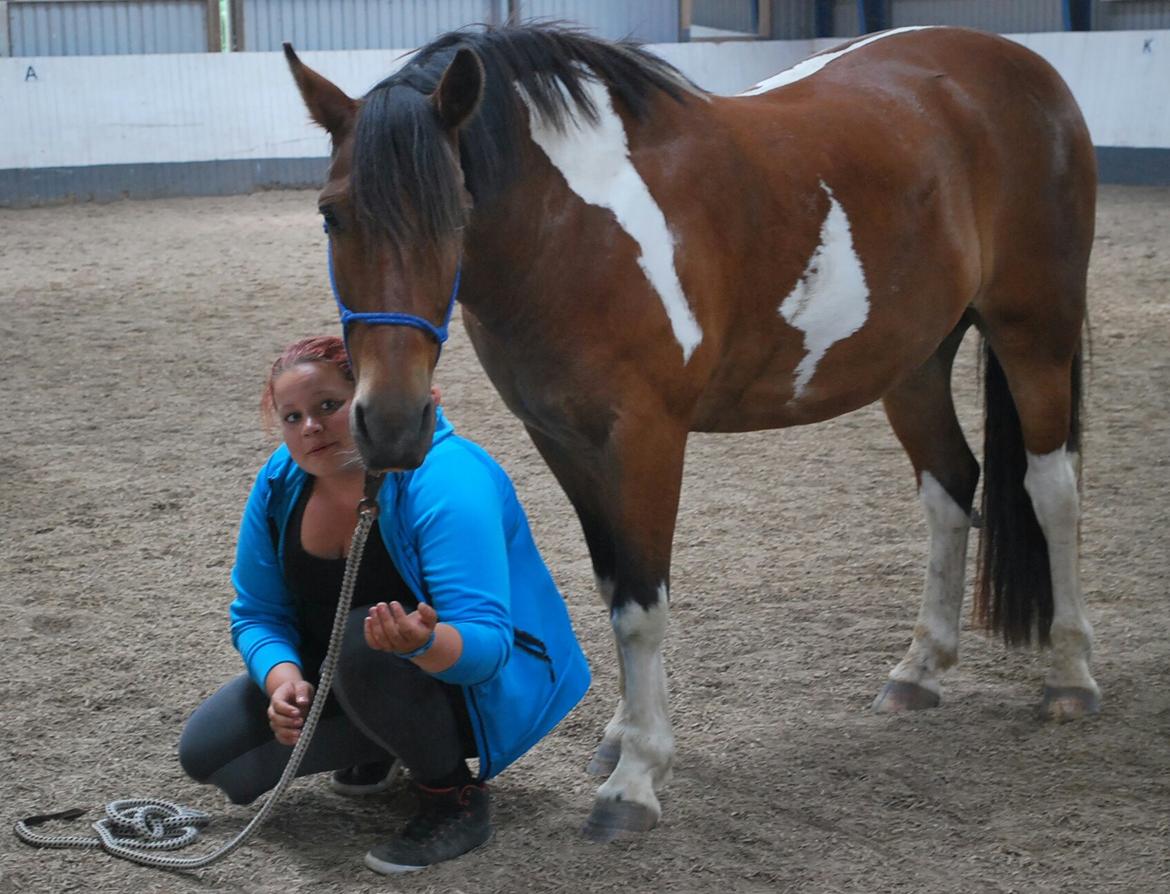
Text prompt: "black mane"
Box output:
[[351, 23, 702, 245]]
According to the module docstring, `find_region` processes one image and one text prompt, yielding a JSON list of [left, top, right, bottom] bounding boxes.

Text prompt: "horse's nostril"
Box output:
[[352, 402, 369, 440]]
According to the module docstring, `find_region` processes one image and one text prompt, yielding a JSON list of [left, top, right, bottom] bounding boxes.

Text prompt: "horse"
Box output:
[[284, 23, 1099, 841]]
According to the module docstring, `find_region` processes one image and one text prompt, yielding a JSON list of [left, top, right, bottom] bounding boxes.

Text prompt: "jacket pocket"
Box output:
[[513, 629, 555, 683]]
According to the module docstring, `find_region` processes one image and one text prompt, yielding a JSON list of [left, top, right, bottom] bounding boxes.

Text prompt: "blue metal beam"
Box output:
[[857, 0, 888, 34], [815, 0, 834, 38], [1063, 0, 1092, 31]]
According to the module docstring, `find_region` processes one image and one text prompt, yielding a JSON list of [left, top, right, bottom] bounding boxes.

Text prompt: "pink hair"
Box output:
[[260, 335, 353, 428]]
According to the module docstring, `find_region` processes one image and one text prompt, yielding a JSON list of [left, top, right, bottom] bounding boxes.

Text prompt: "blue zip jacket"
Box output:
[[229, 407, 590, 780]]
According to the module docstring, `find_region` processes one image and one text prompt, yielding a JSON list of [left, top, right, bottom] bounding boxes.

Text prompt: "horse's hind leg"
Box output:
[[971, 124, 1097, 719], [873, 320, 980, 712], [980, 329, 1098, 720], [1025, 441, 1097, 719]]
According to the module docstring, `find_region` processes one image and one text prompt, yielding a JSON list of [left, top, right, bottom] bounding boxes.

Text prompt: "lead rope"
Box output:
[[14, 475, 385, 871]]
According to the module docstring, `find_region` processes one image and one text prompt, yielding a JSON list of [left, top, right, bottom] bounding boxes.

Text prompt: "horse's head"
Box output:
[[284, 43, 484, 471], [285, 27, 701, 467]]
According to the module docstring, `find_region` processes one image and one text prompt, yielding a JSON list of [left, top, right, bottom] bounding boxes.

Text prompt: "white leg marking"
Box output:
[[596, 587, 673, 814], [739, 26, 939, 95], [778, 182, 870, 399], [1024, 449, 1097, 693], [888, 473, 971, 693], [593, 576, 627, 758], [519, 79, 702, 362]]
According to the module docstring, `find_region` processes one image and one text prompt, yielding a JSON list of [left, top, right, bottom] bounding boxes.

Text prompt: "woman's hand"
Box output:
[[268, 678, 316, 746], [365, 601, 439, 655]]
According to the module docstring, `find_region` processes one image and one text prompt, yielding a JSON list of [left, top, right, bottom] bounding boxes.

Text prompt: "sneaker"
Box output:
[[329, 759, 403, 796], [364, 782, 492, 874]]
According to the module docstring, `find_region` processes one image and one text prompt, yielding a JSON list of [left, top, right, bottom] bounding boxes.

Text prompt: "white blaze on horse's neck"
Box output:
[[779, 182, 870, 399], [738, 26, 938, 95], [518, 77, 703, 363]]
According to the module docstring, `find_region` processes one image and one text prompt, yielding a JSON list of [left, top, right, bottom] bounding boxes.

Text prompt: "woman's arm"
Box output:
[[402, 448, 515, 685], [230, 465, 302, 687]]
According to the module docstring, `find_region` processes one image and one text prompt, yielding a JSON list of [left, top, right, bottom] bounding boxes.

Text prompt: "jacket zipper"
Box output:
[[465, 686, 491, 780]]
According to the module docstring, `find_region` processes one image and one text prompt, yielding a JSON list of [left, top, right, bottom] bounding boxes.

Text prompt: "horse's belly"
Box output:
[[691, 297, 962, 433], [692, 357, 892, 432]]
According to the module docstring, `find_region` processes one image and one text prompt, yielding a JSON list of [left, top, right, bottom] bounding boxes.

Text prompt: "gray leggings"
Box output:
[[179, 608, 475, 804]]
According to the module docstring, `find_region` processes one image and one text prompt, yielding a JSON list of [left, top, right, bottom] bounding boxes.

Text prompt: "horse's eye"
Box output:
[[320, 207, 341, 233]]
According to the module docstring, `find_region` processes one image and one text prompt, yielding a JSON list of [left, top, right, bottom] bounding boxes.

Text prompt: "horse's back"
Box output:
[[735, 28, 1093, 234], [679, 28, 1094, 430]]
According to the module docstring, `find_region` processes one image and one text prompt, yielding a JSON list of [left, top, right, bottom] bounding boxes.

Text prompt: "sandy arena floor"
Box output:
[[1, 185, 1168, 893]]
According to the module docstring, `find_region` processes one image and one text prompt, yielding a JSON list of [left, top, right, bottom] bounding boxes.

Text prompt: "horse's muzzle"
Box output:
[[351, 396, 435, 471]]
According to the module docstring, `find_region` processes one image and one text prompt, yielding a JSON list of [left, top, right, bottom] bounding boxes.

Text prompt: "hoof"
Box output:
[[872, 680, 941, 713], [582, 798, 659, 843], [1036, 686, 1100, 722], [586, 741, 620, 777]]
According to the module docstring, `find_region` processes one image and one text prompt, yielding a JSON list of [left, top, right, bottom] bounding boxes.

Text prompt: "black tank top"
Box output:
[[283, 477, 418, 674]]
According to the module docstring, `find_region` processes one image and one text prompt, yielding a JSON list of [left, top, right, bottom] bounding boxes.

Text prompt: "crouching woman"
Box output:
[[179, 335, 590, 874]]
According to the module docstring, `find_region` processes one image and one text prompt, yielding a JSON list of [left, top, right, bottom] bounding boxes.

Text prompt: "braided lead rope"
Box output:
[[14, 494, 380, 870], [14, 801, 211, 852]]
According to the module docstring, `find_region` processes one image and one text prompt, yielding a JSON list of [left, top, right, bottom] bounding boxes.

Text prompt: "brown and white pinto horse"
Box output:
[[285, 24, 1098, 840]]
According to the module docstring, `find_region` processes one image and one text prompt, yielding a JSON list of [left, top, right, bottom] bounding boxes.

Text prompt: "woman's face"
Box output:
[[271, 361, 359, 478]]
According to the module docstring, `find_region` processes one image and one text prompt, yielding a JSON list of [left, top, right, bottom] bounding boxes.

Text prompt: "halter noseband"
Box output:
[[325, 225, 460, 356]]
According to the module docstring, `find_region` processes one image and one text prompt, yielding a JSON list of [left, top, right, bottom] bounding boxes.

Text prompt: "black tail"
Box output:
[[975, 342, 1083, 646]]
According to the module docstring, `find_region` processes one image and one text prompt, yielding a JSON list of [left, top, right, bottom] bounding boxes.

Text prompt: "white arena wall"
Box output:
[[1, 29, 1168, 206]]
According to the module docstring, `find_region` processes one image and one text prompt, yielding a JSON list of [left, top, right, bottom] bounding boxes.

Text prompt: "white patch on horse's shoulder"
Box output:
[[778, 181, 870, 400], [739, 26, 938, 95], [518, 77, 703, 363]]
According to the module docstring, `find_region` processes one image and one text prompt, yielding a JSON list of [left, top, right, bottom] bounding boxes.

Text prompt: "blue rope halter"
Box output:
[[325, 225, 460, 357]]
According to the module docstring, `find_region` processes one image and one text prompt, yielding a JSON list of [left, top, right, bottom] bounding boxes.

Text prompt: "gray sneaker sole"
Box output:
[[363, 831, 493, 875]]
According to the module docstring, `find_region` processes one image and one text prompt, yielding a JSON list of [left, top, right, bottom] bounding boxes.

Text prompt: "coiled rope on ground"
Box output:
[[13, 489, 380, 870]]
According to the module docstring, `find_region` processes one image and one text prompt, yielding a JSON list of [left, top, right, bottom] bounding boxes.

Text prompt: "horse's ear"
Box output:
[[432, 48, 485, 132], [284, 43, 357, 138]]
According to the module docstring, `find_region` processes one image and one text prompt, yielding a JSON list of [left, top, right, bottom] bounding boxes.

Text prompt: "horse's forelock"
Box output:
[[351, 83, 465, 246]]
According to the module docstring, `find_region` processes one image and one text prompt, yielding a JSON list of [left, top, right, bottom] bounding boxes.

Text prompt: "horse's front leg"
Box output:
[[584, 575, 624, 777], [585, 571, 674, 840], [525, 419, 685, 841]]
